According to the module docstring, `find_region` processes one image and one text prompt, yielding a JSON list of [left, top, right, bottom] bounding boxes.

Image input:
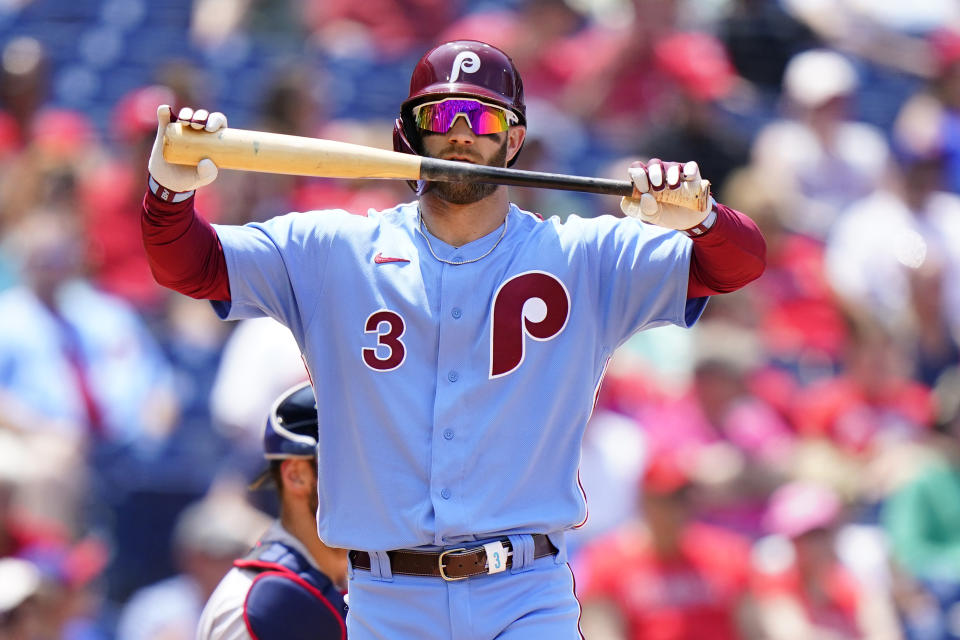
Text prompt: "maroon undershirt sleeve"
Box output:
[[686, 202, 766, 299], [141, 185, 231, 301]]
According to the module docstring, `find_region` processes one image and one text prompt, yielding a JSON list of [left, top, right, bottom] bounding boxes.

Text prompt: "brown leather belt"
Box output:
[[349, 534, 557, 581]]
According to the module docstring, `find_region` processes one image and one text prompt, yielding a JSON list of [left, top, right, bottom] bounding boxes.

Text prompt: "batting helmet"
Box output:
[[249, 381, 318, 489], [393, 40, 526, 176]]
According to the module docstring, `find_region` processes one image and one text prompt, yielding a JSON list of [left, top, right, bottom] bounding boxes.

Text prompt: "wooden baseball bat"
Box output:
[[163, 123, 710, 212]]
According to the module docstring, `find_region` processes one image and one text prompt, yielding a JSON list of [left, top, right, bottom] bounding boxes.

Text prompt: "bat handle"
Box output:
[[650, 180, 712, 214], [419, 159, 711, 211]]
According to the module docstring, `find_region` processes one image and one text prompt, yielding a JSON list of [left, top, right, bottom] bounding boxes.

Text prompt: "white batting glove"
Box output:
[[620, 159, 712, 231], [148, 105, 227, 194]]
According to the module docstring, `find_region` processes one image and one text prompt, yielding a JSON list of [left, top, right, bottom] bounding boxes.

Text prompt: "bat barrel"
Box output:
[[163, 123, 423, 180]]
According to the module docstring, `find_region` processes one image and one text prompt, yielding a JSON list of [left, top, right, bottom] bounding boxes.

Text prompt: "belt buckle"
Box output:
[[438, 548, 468, 582]]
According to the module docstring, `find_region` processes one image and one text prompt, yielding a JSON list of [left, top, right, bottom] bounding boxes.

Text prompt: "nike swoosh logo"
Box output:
[[374, 252, 410, 264]]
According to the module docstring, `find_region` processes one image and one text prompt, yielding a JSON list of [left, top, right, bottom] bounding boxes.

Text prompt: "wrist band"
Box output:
[[148, 176, 194, 203], [681, 199, 718, 238]]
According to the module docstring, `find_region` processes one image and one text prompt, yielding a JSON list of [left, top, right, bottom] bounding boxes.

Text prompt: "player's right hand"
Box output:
[[620, 159, 711, 230], [148, 105, 227, 193]]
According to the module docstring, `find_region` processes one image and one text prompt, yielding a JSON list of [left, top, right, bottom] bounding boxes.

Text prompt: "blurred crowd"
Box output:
[[1, 0, 960, 639]]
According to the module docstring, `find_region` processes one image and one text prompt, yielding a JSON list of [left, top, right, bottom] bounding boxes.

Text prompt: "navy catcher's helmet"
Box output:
[[249, 381, 318, 489], [393, 40, 527, 182]]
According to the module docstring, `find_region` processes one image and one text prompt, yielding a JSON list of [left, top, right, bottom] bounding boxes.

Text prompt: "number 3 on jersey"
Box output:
[[490, 271, 569, 378], [362, 309, 406, 371]]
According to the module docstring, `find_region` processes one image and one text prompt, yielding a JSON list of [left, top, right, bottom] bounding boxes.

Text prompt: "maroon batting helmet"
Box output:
[[393, 40, 526, 174]]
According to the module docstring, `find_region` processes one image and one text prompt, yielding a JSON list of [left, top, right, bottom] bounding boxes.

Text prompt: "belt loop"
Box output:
[[548, 531, 567, 565], [507, 534, 534, 574], [368, 550, 394, 582]]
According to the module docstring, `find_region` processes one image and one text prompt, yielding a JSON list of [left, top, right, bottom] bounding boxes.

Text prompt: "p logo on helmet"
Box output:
[[450, 51, 481, 82]]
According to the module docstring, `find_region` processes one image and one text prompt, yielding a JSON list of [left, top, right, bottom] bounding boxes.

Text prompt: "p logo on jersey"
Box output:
[[490, 271, 570, 378], [449, 51, 481, 82]]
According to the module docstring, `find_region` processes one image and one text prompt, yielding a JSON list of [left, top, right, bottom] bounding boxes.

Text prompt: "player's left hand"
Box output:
[[620, 159, 711, 230], [148, 105, 227, 193]]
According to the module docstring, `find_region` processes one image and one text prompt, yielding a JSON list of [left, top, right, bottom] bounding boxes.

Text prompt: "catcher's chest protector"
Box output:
[[235, 541, 347, 640]]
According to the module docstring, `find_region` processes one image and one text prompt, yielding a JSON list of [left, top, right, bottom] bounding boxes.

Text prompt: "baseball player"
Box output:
[[140, 40, 765, 639], [196, 381, 348, 640]]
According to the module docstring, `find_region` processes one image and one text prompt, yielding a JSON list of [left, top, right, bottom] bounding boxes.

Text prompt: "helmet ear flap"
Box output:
[[392, 117, 427, 194], [392, 117, 417, 155]]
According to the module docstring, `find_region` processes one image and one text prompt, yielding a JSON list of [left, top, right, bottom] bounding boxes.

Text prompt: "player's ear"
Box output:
[[506, 126, 525, 164]]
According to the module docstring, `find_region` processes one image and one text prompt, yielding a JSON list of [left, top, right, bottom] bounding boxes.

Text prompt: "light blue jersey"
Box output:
[[213, 201, 704, 552]]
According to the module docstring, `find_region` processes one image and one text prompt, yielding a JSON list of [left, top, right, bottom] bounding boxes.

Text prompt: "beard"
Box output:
[[430, 137, 509, 205]]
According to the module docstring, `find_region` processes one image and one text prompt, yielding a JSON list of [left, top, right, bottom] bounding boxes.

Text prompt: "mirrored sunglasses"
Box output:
[[413, 98, 519, 135]]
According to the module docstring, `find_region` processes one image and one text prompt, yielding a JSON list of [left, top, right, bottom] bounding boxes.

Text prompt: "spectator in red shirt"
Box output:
[[549, 0, 683, 152], [303, 0, 461, 56], [721, 167, 850, 378], [81, 85, 222, 311], [0, 36, 49, 154], [576, 455, 756, 640], [752, 481, 902, 639], [791, 322, 934, 457]]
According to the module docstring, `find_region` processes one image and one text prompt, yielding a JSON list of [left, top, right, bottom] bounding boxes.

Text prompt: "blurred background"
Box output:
[[1, 0, 960, 638]]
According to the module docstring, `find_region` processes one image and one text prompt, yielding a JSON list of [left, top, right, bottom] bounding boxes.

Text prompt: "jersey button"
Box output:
[[443, 429, 454, 440], [447, 370, 459, 382], [441, 488, 451, 500], [452, 255, 463, 263], [451, 308, 462, 319]]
